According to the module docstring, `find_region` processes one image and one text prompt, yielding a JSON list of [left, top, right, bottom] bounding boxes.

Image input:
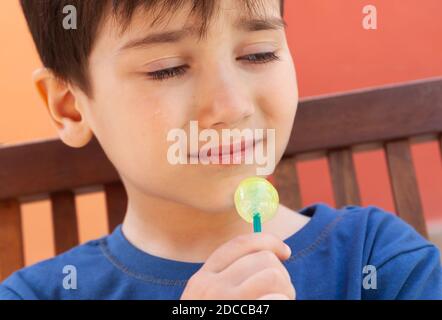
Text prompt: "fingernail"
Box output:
[[285, 244, 291, 256]]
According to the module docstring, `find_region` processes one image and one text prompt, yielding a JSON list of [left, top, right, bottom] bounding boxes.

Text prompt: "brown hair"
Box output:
[[19, 0, 285, 97]]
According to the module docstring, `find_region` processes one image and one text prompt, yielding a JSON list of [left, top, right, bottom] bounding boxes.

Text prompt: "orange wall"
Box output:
[[1, 0, 441, 265], [288, 0, 442, 96]]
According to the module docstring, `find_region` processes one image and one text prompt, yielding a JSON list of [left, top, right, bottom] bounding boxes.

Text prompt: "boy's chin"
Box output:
[[181, 194, 237, 214], [180, 171, 273, 213]]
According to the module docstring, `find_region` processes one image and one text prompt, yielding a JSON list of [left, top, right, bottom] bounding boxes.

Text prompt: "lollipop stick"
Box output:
[[253, 212, 262, 233]]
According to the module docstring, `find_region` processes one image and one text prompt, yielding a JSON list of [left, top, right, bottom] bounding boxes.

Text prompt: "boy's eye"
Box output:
[[147, 65, 190, 82], [238, 51, 280, 64], [146, 51, 280, 81]]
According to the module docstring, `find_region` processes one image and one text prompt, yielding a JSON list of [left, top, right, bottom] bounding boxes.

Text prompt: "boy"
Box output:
[[0, 0, 441, 299]]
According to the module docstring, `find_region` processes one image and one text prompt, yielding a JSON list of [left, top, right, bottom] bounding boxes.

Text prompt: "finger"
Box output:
[[236, 268, 296, 300], [257, 293, 290, 300], [219, 250, 292, 285], [203, 233, 291, 273]]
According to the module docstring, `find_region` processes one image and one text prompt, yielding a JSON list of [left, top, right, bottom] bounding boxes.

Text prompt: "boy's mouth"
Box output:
[[188, 138, 264, 165]]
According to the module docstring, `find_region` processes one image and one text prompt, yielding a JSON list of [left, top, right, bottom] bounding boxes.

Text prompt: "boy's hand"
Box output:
[[180, 233, 295, 300]]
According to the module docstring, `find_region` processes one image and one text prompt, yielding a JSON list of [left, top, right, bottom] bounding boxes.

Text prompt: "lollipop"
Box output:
[[234, 176, 279, 233]]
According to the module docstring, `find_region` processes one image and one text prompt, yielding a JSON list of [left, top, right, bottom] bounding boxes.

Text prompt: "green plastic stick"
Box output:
[[253, 212, 262, 233]]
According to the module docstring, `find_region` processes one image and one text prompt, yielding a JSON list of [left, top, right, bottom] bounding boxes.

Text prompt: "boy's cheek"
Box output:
[[91, 118, 167, 176]]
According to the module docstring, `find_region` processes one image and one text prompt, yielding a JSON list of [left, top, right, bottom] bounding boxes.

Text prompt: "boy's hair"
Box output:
[[19, 0, 285, 97]]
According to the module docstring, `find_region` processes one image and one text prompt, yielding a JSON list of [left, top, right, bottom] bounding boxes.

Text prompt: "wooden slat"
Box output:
[[0, 198, 24, 281], [328, 148, 361, 208], [385, 139, 428, 238], [285, 77, 442, 155], [440, 134, 442, 160], [0, 137, 120, 200], [273, 157, 302, 210], [104, 181, 127, 232], [50, 190, 79, 254], [19, 185, 103, 205]]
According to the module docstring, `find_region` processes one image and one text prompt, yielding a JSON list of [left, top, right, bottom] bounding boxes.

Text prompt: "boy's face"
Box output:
[[75, 0, 298, 213]]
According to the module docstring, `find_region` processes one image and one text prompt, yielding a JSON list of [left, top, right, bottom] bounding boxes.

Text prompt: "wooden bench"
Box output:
[[1, 77, 442, 281]]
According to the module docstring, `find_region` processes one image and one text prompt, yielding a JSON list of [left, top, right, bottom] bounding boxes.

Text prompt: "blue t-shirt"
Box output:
[[1, 203, 441, 300]]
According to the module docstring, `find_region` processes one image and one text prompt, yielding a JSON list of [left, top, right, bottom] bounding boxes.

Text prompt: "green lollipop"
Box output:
[[234, 176, 279, 233]]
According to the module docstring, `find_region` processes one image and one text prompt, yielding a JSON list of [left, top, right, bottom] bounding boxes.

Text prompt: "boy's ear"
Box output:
[[32, 68, 93, 148]]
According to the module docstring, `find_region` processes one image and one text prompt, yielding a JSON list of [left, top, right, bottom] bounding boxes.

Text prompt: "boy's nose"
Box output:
[[195, 76, 255, 129]]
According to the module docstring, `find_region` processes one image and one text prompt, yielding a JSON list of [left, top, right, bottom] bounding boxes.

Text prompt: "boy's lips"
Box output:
[[188, 138, 263, 163]]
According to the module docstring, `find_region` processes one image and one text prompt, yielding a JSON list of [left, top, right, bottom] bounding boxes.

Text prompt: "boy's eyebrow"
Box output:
[[239, 16, 287, 32], [118, 16, 287, 52]]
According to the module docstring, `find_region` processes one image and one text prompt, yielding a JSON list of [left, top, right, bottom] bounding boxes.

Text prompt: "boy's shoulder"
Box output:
[[0, 235, 108, 299], [312, 203, 441, 299], [324, 203, 439, 261], [290, 202, 439, 265]]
